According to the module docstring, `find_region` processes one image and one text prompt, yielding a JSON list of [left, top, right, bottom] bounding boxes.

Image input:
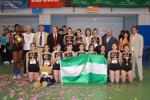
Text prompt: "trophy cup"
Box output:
[[15, 35, 21, 43], [111, 52, 118, 64], [66, 36, 72, 45], [76, 37, 82, 43], [44, 54, 50, 66]]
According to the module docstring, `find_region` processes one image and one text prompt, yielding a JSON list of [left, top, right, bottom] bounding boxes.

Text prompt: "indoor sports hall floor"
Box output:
[[0, 62, 149, 100]]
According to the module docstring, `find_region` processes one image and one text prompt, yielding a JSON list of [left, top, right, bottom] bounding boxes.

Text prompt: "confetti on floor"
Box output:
[[0, 66, 150, 100]]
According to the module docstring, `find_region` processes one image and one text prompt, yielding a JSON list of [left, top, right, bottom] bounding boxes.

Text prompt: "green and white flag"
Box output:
[[60, 54, 108, 84]]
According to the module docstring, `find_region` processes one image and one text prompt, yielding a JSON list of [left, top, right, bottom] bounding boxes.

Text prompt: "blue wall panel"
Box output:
[[137, 25, 150, 61], [137, 25, 150, 46]]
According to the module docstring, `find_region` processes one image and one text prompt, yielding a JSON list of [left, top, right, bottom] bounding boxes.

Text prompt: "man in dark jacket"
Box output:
[[47, 26, 62, 52], [102, 28, 118, 57]]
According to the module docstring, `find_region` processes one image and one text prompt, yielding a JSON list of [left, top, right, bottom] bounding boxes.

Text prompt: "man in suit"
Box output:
[[47, 26, 62, 52], [102, 28, 118, 56], [34, 24, 49, 53], [130, 26, 144, 81]]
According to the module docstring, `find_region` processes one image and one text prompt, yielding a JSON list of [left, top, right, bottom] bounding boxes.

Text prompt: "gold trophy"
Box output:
[[111, 52, 118, 64], [91, 37, 98, 45], [44, 54, 50, 66], [66, 36, 71, 45], [66, 36, 74, 45], [15, 35, 22, 43], [45, 54, 48, 60], [91, 37, 95, 44], [67, 53, 70, 58], [64, 52, 72, 58], [76, 37, 82, 43]]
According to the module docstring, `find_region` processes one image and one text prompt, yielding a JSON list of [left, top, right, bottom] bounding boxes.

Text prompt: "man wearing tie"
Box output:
[[34, 25, 49, 53], [130, 26, 144, 81], [102, 28, 118, 56], [47, 26, 62, 52]]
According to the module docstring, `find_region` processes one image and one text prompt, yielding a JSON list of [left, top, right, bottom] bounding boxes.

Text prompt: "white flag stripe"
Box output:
[[89, 63, 107, 75], [61, 63, 107, 77], [61, 64, 86, 77]]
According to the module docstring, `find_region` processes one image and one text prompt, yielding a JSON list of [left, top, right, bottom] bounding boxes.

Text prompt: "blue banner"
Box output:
[[0, 0, 28, 9], [44, 25, 52, 34]]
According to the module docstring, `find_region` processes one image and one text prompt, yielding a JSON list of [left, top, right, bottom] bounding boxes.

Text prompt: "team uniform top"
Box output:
[[64, 35, 75, 45], [27, 51, 40, 72], [121, 52, 132, 71], [91, 36, 101, 47], [108, 50, 122, 70], [75, 35, 84, 44]]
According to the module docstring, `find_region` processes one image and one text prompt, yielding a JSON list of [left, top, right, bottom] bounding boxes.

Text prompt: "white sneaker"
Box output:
[[13, 75, 16, 79], [4, 61, 10, 64], [7, 61, 10, 63], [139, 78, 143, 82], [17, 75, 21, 79], [11, 60, 14, 63], [24, 74, 27, 77]]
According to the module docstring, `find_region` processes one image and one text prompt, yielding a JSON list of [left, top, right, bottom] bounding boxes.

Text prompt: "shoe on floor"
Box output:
[[24, 74, 27, 77], [3, 61, 10, 64], [139, 78, 143, 82], [13, 75, 17, 79], [17, 75, 21, 79]]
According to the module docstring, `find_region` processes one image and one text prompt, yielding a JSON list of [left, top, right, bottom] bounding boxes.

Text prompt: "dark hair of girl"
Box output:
[[85, 28, 91, 37], [14, 24, 21, 33], [123, 30, 130, 41], [88, 44, 94, 50], [30, 42, 36, 46]]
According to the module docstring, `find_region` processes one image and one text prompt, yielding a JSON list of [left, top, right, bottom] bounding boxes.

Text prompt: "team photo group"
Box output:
[[1, 24, 144, 85]]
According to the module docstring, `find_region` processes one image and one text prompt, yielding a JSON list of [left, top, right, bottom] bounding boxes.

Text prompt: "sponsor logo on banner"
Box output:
[[29, 0, 62, 8]]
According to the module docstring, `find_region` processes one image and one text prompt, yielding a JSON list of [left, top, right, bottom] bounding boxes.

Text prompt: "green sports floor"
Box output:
[[0, 63, 150, 100]]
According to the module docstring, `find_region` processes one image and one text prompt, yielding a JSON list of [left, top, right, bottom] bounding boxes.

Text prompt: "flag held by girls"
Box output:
[[60, 54, 107, 84]]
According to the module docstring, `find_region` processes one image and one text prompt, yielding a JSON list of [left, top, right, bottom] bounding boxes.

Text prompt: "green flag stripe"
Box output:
[[62, 73, 107, 84], [61, 54, 107, 67]]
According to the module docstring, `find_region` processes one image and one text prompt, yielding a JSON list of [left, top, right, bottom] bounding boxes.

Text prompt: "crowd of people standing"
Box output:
[[0, 24, 144, 84]]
